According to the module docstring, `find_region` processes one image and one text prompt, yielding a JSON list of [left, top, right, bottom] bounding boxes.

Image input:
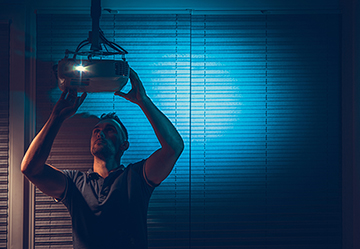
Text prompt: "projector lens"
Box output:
[[75, 65, 87, 72]]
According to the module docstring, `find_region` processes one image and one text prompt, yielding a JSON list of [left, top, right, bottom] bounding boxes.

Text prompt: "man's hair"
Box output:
[[100, 112, 128, 141]]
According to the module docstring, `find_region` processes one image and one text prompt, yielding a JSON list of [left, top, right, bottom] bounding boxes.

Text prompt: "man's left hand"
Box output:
[[115, 68, 148, 105]]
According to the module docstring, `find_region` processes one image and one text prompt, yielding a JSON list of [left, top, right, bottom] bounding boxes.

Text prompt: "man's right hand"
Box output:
[[21, 88, 86, 199], [51, 88, 87, 121]]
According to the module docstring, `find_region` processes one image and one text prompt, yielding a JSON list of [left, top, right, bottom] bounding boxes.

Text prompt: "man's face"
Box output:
[[90, 119, 126, 160]]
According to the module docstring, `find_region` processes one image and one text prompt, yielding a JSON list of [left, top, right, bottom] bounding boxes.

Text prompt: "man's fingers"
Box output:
[[60, 88, 69, 100], [114, 91, 126, 98], [73, 92, 87, 109], [80, 92, 87, 105], [130, 67, 136, 75], [129, 68, 141, 83], [68, 89, 78, 100]]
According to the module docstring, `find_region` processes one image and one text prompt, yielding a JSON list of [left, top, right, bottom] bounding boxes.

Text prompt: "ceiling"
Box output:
[[0, 0, 340, 12]]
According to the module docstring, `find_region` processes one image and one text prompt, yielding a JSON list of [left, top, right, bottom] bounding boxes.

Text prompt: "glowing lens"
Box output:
[[75, 65, 87, 72]]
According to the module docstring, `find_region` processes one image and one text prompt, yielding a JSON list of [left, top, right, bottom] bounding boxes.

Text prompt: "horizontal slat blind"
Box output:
[[0, 21, 9, 249], [190, 14, 269, 248], [35, 13, 341, 248], [265, 14, 341, 248], [190, 14, 341, 248]]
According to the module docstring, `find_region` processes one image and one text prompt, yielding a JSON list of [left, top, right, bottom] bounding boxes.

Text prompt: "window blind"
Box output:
[[35, 13, 341, 248], [0, 21, 9, 248], [189, 14, 341, 249]]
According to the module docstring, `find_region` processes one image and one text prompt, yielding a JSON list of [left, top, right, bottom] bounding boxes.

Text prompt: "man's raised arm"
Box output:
[[21, 89, 87, 199], [115, 69, 184, 185]]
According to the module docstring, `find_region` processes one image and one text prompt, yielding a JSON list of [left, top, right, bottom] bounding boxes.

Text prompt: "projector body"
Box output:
[[57, 58, 130, 92]]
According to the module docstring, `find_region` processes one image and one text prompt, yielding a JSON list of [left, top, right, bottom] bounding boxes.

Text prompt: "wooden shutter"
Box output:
[[0, 21, 10, 248], [35, 13, 341, 248]]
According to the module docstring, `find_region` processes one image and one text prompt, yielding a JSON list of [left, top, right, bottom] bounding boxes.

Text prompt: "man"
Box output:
[[21, 68, 184, 249]]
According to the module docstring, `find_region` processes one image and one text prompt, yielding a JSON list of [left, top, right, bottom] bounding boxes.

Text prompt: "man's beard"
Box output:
[[91, 141, 116, 159]]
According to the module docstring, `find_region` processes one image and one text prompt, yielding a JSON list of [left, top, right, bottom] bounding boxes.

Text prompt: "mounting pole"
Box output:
[[90, 0, 101, 51]]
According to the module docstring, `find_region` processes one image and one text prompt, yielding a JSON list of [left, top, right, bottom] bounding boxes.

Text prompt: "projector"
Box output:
[[57, 58, 130, 92]]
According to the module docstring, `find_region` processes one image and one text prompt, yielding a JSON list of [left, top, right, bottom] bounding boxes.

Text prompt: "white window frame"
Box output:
[[3, 4, 37, 249]]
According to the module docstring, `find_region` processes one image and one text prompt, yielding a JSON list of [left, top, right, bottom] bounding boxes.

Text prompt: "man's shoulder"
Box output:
[[125, 159, 146, 173], [62, 169, 87, 181], [126, 159, 159, 188]]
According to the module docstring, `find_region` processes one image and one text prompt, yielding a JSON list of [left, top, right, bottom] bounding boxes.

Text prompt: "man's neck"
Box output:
[[93, 156, 120, 178]]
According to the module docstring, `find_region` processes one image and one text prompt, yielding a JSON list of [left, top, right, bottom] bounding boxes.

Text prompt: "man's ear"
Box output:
[[120, 141, 129, 151]]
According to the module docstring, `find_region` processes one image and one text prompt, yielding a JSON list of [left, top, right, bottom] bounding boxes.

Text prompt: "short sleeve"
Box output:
[[54, 170, 81, 204], [142, 160, 161, 188], [54, 176, 69, 203]]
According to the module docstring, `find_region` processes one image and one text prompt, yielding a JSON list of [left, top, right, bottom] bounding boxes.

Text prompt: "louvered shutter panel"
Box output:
[[0, 21, 9, 249]]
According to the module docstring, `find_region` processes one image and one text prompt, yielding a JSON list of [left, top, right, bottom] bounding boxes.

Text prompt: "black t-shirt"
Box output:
[[59, 160, 157, 249]]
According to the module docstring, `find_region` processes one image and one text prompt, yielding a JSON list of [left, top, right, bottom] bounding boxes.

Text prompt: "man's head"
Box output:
[[99, 113, 128, 141], [90, 113, 129, 164]]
